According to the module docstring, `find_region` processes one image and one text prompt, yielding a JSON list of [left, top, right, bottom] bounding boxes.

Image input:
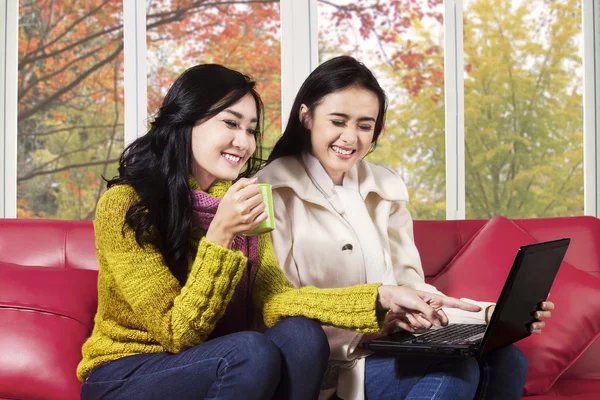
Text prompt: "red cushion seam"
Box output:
[[0, 305, 93, 333]]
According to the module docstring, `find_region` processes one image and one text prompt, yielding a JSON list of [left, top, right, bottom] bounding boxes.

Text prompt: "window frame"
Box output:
[[584, 0, 600, 216], [0, 0, 17, 218]]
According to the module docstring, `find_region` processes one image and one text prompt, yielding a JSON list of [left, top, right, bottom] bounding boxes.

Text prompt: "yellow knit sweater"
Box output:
[[77, 180, 383, 381]]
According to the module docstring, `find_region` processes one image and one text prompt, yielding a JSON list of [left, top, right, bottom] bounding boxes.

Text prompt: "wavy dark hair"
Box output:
[[268, 55, 387, 163], [107, 64, 264, 284]]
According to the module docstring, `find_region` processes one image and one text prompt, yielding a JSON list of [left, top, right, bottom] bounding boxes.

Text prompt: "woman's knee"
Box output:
[[279, 318, 328, 349], [277, 317, 330, 359], [232, 331, 282, 376]]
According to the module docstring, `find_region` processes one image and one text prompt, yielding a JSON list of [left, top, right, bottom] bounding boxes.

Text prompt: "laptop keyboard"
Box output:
[[396, 324, 487, 345]]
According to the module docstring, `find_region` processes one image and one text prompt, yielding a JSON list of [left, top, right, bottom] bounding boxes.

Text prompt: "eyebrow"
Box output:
[[327, 112, 376, 123], [224, 109, 257, 123]]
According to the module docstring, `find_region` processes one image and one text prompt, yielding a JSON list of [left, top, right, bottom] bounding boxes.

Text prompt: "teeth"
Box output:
[[332, 146, 353, 156], [224, 154, 241, 163]]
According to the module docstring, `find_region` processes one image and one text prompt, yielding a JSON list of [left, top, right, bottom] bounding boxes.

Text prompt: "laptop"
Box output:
[[362, 238, 570, 357]]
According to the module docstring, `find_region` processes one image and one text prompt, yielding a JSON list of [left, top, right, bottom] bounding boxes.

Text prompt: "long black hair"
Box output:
[[268, 55, 387, 163], [107, 64, 264, 284]]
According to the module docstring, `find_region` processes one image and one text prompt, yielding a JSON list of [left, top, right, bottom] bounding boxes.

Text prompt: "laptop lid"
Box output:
[[478, 238, 570, 355]]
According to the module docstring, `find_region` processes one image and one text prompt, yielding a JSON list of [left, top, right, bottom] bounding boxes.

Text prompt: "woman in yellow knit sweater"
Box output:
[[77, 64, 480, 400]]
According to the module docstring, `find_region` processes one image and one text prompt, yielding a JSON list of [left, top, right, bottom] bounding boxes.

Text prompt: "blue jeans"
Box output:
[[80, 317, 329, 400], [364, 345, 528, 400]]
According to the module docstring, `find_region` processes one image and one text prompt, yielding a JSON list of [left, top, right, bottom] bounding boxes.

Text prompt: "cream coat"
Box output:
[[257, 155, 493, 400]]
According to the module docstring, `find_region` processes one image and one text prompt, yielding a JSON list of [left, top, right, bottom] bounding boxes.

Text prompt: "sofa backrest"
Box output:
[[4, 215, 598, 277], [414, 216, 600, 280], [0, 219, 98, 270], [1, 216, 599, 390]]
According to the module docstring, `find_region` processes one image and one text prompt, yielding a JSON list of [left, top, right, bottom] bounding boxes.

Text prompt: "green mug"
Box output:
[[243, 183, 275, 236]]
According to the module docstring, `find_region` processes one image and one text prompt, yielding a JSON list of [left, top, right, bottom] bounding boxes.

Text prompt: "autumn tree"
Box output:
[[19, 0, 125, 219], [462, 0, 582, 218]]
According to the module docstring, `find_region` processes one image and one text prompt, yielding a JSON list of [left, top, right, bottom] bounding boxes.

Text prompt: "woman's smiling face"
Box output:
[[190, 93, 258, 190], [302, 86, 380, 185]]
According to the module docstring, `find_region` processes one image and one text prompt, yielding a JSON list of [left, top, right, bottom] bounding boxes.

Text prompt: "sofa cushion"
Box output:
[[551, 378, 600, 397], [0, 262, 98, 400], [430, 216, 600, 395]]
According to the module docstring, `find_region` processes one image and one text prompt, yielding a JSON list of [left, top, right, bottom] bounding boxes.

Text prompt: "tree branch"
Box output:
[[19, 24, 123, 69], [25, 124, 124, 137], [19, 45, 106, 100], [22, 138, 109, 177], [18, 158, 121, 182], [87, 60, 123, 219], [18, 43, 123, 123], [541, 160, 582, 215], [465, 140, 492, 216], [21, 0, 112, 66]]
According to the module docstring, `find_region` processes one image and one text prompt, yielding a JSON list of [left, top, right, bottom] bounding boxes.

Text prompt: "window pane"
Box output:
[[17, 1, 124, 219], [464, 0, 583, 218], [146, 0, 281, 155], [318, 0, 446, 220]]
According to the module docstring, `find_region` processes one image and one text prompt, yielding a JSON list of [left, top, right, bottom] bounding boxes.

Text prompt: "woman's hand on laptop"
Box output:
[[484, 301, 553, 334], [379, 310, 439, 334], [377, 285, 482, 328], [531, 301, 554, 334]]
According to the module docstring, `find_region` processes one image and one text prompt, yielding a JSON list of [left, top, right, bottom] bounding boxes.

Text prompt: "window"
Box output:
[[318, 0, 447, 219], [17, 0, 124, 219], [463, 0, 584, 218], [3, 0, 596, 220]]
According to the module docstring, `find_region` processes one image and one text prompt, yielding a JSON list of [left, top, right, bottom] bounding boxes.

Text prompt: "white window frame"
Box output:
[[444, 0, 465, 220], [280, 0, 318, 129], [584, 0, 600, 216], [0, 0, 17, 218], [124, 0, 147, 146]]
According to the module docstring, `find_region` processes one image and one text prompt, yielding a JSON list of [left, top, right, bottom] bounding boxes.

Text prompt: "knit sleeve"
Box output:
[[252, 233, 383, 333], [94, 185, 247, 353]]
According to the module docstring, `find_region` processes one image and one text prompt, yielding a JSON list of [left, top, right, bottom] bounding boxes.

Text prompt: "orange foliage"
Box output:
[[18, 0, 123, 125], [19, 0, 441, 129], [16, 197, 35, 218]]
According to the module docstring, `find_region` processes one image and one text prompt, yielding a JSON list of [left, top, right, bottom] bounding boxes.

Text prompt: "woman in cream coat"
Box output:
[[257, 56, 554, 400]]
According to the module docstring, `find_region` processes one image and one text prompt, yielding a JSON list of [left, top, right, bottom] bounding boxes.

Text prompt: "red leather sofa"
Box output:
[[0, 217, 599, 399]]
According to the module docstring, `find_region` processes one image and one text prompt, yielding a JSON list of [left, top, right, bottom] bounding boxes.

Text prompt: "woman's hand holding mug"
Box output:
[[206, 177, 267, 248]]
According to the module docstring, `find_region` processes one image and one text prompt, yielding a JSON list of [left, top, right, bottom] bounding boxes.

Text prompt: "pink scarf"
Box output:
[[191, 187, 260, 338]]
